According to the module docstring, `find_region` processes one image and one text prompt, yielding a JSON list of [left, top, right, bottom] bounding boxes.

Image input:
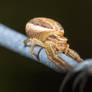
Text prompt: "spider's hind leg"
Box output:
[[30, 38, 45, 59], [24, 39, 30, 47], [30, 40, 37, 57]]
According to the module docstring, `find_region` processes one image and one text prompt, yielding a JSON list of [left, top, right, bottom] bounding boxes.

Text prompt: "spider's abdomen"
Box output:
[[25, 17, 64, 41]]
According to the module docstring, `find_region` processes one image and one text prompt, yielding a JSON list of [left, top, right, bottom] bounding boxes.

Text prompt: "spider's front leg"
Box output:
[[45, 43, 72, 72], [66, 48, 83, 62], [60, 43, 83, 62], [48, 36, 83, 63]]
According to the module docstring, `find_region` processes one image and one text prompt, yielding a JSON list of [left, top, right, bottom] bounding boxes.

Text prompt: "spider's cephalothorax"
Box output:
[[24, 17, 83, 71]]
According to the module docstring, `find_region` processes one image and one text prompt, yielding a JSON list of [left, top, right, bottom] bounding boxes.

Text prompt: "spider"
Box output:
[[24, 17, 83, 71]]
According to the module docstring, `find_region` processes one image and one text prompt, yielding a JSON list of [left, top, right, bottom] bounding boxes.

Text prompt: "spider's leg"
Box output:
[[45, 47, 66, 71], [45, 44, 72, 72], [31, 38, 45, 59], [32, 38, 45, 47], [66, 48, 83, 62], [30, 40, 37, 57], [24, 39, 30, 47], [51, 45, 72, 70]]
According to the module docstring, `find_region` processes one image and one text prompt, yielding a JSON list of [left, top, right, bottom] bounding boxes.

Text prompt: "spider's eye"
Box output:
[[60, 27, 64, 30], [50, 35, 56, 39]]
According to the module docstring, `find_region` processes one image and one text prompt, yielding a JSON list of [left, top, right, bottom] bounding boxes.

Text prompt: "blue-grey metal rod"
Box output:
[[0, 24, 79, 73]]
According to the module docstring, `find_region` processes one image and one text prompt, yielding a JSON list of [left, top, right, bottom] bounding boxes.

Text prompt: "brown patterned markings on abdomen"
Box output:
[[30, 17, 63, 31]]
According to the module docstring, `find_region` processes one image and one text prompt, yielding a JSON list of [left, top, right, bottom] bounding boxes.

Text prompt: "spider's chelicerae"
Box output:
[[24, 17, 83, 71]]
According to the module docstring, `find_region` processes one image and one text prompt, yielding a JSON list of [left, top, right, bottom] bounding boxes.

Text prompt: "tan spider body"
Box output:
[[24, 17, 83, 71]]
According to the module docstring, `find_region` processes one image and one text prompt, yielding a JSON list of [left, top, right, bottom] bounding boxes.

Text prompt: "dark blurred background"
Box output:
[[0, 0, 92, 92]]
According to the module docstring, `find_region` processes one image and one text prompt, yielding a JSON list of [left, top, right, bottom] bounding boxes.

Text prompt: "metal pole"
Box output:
[[0, 24, 79, 73]]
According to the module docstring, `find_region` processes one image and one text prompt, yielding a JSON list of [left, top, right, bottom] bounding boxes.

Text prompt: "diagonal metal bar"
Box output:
[[0, 24, 79, 73]]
